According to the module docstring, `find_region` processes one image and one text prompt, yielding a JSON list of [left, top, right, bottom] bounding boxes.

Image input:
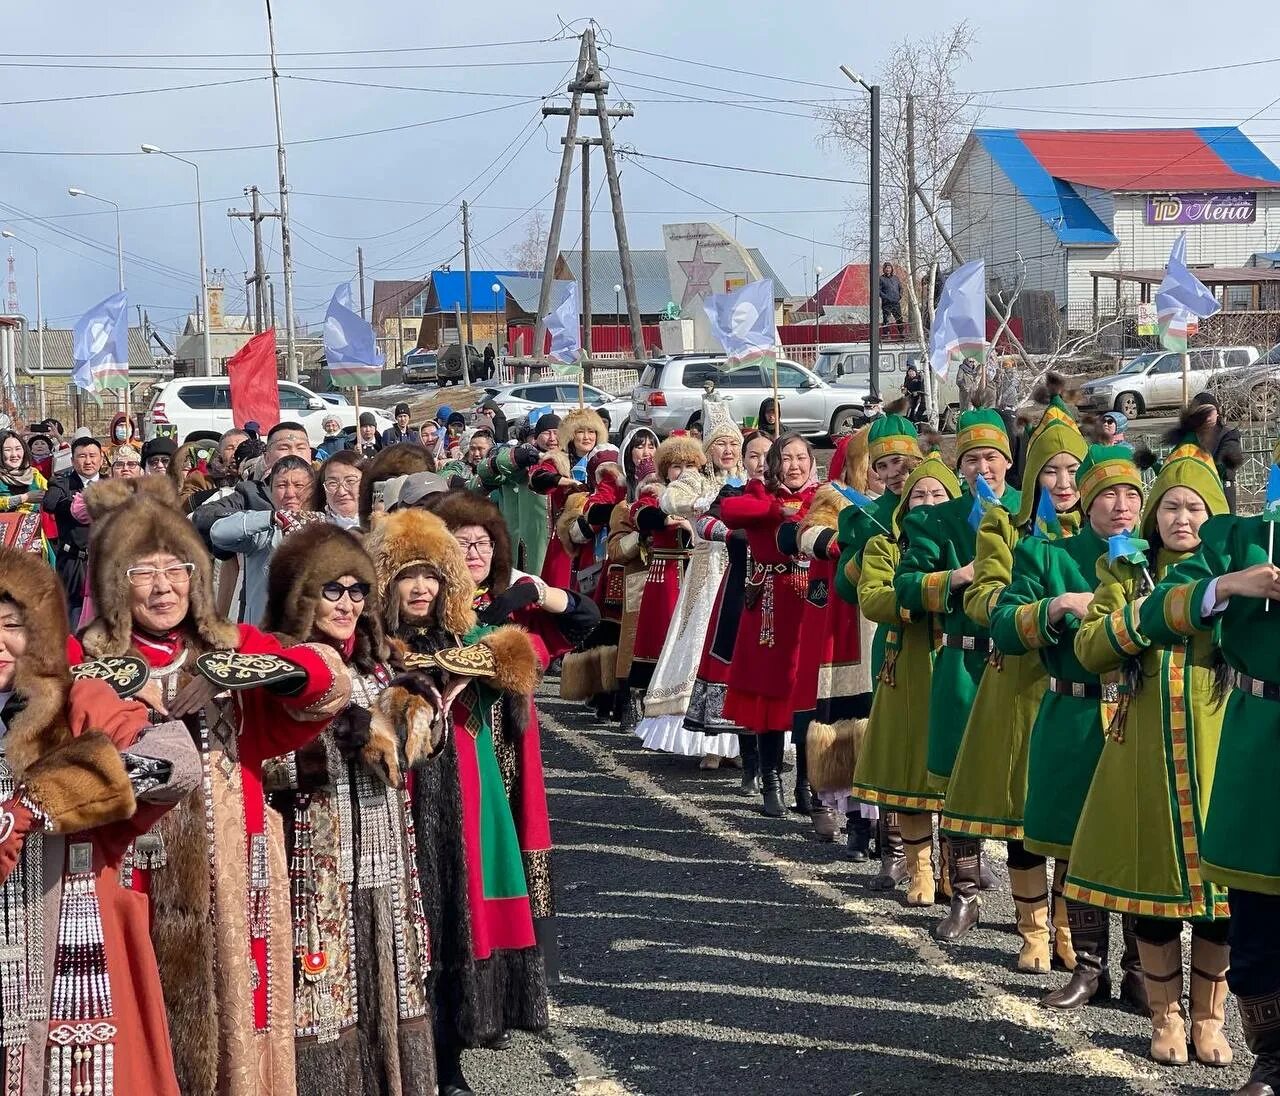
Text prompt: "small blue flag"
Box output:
[[832, 482, 875, 509], [725, 475, 744, 488], [1263, 464, 1280, 523], [324, 283, 384, 388], [570, 454, 589, 484], [527, 404, 554, 428], [1032, 487, 1063, 540], [1156, 232, 1221, 351], [1107, 530, 1150, 566], [72, 290, 129, 394], [967, 474, 1002, 531]]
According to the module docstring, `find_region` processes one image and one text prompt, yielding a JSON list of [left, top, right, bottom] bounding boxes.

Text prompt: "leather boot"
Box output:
[[792, 779, 813, 815], [1136, 937, 1188, 1065], [1120, 915, 1151, 1016], [761, 768, 785, 818], [978, 847, 996, 891], [738, 737, 762, 797], [1009, 864, 1052, 974], [1189, 934, 1233, 1067], [846, 813, 871, 862], [871, 813, 908, 890], [1237, 991, 1280, 1095], [1051, 860, 1077, 970], [935, 832, 952, 905], [934, 838, 981, 942], [1041, 902, 1111, 1009], [899, 812, 935, 907]]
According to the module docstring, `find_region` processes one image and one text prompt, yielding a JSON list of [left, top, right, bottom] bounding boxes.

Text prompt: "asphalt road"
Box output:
[[462, 684, 1251, 1096]]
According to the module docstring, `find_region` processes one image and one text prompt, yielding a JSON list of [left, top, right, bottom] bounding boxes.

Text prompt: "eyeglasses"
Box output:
[[321, 580, 370, 603], [112, 461, 141, 472], [324, 476, 361, 493], [126, 562, 195, 587], [456, 536, 494, 557]]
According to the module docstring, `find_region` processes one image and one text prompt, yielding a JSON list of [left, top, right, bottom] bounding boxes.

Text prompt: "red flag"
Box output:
[[227, 329, 280, 430]]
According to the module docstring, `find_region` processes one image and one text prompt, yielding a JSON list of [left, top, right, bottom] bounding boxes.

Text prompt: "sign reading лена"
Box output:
[[1145, 192, 1256, 226]]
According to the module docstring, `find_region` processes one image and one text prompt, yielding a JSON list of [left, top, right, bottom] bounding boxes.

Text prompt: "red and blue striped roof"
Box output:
[[961, 127, 1280, 246]]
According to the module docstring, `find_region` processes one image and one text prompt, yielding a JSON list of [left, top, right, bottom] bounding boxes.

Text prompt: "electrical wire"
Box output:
[[0, 76, 268, 108], [0, 37, 557, 60]]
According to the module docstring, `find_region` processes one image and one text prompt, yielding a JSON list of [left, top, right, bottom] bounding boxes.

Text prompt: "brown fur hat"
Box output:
[[364, 507, 476, 636], [656, 434, 707, 481], [81, 479, 239, 659], [0, 548, 73, 775], [359, 443, 435, 528], [422, 490, 513, 593], [558, 406, 609, 456], [263, 523, 388, 671]]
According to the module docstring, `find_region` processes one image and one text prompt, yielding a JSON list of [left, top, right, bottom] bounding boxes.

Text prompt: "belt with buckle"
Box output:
[[1048, 676, 1102, 699], [940, 633, 991, 652], [1233, 671, 1280, 702]]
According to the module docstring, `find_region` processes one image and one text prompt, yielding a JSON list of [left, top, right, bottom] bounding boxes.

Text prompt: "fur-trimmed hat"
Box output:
[[359, 442, 435, 528], [558, 406, 609, 456], [656, 434, 707, 481], [364, 507, 476, 637], [80, 477, 239, 659], [423, 490, 513, 594], [263, 523, 388, 671], [619, 426, 659, 484]]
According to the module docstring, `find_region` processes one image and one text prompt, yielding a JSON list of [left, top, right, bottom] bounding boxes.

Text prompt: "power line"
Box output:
[[0, 58, 575, 73], [0, 76, 267, 107], [0, 37, 557, 60]]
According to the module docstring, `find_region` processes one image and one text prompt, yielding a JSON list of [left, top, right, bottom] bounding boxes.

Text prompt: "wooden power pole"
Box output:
[[228, 185, 279, 333], [461, 201, 474, 348], [356, 245, 366, 319]]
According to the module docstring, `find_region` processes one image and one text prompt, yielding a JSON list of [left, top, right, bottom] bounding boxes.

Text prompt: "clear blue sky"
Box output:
[[3, 0, 1280, 339]]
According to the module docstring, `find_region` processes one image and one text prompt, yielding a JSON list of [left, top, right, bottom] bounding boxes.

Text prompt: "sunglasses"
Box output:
[[321, 580, 370, 603]]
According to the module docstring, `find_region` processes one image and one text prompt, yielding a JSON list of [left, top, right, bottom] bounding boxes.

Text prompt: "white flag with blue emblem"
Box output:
[[546, 280, 582, 375], [72, 289, 129, 394], [1156, 232, 1220, 352], [704, 279, 776, 372], [928, 260, 986, 378], [324, 282, 384, 388]]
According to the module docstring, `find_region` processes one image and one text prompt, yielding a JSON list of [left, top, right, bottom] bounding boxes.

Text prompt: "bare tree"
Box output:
[[506, 210, 549, 273]]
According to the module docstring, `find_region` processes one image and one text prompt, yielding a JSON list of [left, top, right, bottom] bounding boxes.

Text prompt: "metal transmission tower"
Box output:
[[4, 250, 17, 315], [533, 26, 642, 365]]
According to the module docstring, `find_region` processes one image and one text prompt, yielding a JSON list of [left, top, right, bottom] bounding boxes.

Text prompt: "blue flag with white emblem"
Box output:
[[967, 473, 1002, 531], [72, 290, 129, 394]]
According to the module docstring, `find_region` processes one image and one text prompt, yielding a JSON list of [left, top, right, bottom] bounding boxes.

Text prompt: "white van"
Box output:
[[814, 343, 961, 430]]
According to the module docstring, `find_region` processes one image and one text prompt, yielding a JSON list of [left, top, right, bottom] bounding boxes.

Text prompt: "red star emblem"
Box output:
[[678, 241, 721, 309]]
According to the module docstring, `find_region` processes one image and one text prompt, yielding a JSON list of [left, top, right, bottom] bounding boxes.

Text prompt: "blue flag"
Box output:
[[324, 283, 384, 388], [1032, 487, 1063, 540], [832, 482, 875, 510], [1263, 464, 1280, 523], [72, 290, 129, 394], [704, 279, 776, 357], [1156, 232, 1220, 352], [526, 404, 553, 429], [1107, 530, 1150, 566], [570, 454, 589, 483], [546, 280, 582, 373], [967, 473, 1002, 531], [929, 259, 986, 378]]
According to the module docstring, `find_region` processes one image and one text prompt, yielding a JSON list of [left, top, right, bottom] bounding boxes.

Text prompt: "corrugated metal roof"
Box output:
[[495, 273, 544, 313], [12, 327, 159, 373]]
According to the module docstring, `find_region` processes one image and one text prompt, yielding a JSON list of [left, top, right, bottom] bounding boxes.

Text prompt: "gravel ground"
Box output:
[[464, 684, 1249, 1096]]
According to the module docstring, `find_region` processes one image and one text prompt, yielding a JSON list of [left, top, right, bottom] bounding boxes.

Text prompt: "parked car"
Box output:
[[436, 343, 484, 386], [1203, 341, 1280, 421], [487, 381, 631, 440], [630, 353, 871, 439], [143, 378, 395, 446], [317, 391, 350, 407], [402, 349, 439, 384], [814, 342, 961, 431], [1076, 345, 1261, 418]]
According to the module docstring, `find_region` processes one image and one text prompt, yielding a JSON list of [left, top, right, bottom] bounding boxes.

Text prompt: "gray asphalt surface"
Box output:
[[462, 684, 1250, 1096]]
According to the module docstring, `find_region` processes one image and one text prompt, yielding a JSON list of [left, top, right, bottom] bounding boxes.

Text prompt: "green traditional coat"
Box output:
[[941, 506, 1075, 840], [850, 533, 943, 811], [835, 489, 899, 679], [467, 446, 551, 576], [1065, 549, 1230, 920], [991, 524, 1108, 859], [1139, 513, 1280, 895], [894, 483, 1021, 789]]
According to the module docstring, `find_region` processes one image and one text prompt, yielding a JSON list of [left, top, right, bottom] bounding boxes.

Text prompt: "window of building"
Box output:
[[404, 327, 417, 341]]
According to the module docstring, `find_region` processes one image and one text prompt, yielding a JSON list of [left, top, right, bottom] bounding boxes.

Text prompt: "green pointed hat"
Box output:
[[1076, 443, 1143, 514], [1140, 442, 1228, 538], [954, 406, 1011, 462], [893, 449, 962, 534], [868, 413, 921, 468], [1013, 394, 1088, 527]]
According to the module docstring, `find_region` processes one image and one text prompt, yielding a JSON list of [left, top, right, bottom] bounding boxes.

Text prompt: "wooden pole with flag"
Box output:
[[1267, 521, 1274, 613], [773, 362, 780, 437], [227, 328, 280, 431]]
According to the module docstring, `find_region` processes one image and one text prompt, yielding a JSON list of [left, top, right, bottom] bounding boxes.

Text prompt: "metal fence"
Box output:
[[1064, 304, 1280, 360], [1145, 425, 1278, 515]]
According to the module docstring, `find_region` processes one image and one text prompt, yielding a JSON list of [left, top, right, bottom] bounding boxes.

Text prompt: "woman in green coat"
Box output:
[[942, 386, 1086, 972], [991, 444, 1147, 1012], [1068, 442, 1232, 1068], [851, 451, 961, 906]]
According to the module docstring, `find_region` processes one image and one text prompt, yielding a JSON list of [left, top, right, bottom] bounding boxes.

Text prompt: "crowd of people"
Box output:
[[0, 378, 1275, 1096]]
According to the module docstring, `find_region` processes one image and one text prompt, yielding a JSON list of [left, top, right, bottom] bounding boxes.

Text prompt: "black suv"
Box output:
[[436, 343, 486, 386]]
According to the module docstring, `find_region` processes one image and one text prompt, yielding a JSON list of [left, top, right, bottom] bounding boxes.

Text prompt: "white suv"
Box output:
[[144, 378, 395, 445]]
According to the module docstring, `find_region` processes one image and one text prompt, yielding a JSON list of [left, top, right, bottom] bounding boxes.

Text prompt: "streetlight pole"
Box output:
[[67, 188, 123, 291], [1, 230, 43, 417], [840, 66, 881, 398], [491, 282, 502, 363], [613, 283, 621, 352], [141, 145, 213, 377], [814, 266, 824, 352]]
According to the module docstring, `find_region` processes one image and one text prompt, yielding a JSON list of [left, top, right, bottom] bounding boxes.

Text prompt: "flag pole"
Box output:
[[1182, 350, 1190, 408], [1268, 521, 1275, 613], [773, 361, 781, 437]]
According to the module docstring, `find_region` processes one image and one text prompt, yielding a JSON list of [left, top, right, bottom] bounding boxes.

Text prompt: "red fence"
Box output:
[[506, 323, 663, 357]]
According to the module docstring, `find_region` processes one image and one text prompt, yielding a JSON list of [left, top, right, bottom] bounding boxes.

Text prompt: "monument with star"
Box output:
[[662, 222, 768, 351]]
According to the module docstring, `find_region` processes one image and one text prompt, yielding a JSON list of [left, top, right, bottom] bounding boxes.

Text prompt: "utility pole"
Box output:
[[265, 0, 298, 379], [461, 201, 474, 347], [356, 246, 366, 319], [535, 28, 640, 360], [904, 94, 934, 423], [228, 186, 278, 333], [868, 81, 881, 399], [581, 140, 593, 365]]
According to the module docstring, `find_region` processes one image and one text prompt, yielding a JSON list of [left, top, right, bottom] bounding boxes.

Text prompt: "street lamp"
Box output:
[[1, 229, 44, 418], [814, 266, 824, 349], [491, 281, 501, 360], [613, 283, 622, 351], [141, 144, 213, 377], [67, 187, 124, 291], [840, 65, 881, 397]]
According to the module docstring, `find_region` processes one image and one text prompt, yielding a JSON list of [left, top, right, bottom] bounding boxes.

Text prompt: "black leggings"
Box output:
[[757, 730, 786, 774], [1133, 916, 1230, 946]]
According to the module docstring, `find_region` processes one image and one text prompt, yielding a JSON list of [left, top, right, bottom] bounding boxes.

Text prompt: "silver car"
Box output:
[[488, 380, 630, 441], [1077, 345, 1260, 418], [629, 354, 871, 438]]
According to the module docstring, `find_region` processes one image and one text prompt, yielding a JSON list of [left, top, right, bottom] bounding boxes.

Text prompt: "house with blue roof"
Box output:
[[942, 127, 1280, 322]]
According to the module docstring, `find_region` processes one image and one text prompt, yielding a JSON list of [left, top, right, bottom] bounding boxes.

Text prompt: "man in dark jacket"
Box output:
[[41, 435, 104, 623], [879, 262, 903, 336], [356, 412, 384, 459], [381, 402, 420, 447], [483, 343, 496, 380]]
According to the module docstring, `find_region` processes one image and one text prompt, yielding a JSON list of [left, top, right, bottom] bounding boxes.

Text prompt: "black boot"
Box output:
[[1237, 992, 1280, 1095], [1041, 902, 1112, 1010], [738, 749, 761, 797], [870, 813, 908, 890], [934, 837, 981, 941], [792, 779, 813, 815], [761, 769, 785, 818], [1118, 914, 1151, 1016], [846, 813, 871, 862], [437, 1038, 474, 1096], [978, 849, 996, 890]]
